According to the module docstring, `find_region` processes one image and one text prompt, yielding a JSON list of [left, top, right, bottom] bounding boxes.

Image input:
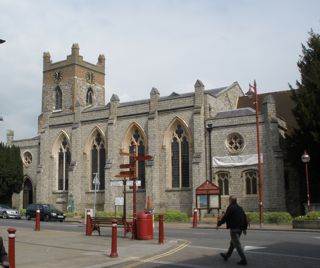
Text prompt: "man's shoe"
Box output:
[[220, 253, 228, 261], [237, 259, 247, 265], [2, 260, 9, 267]]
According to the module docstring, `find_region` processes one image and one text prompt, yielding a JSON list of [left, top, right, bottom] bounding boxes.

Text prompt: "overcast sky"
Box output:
[[1, 0, 320, 143]]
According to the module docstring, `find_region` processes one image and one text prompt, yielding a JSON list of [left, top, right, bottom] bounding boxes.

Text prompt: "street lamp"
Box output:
[[301, 150, 311, 212], [246, 80, 263, 227], [93, 172, 100, 217]]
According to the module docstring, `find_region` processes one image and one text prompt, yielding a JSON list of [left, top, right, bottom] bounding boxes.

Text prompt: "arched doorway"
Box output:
[[23, 178, 33, 209]]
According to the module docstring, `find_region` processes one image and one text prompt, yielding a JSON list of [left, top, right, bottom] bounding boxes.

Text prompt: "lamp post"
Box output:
[[301, 150, 311, 212], [93, 172, 100, 217], [246, 80, 263, 227]]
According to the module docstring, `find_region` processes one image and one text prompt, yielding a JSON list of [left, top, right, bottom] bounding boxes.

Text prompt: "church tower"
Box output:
[[38, 44, 105, 131]]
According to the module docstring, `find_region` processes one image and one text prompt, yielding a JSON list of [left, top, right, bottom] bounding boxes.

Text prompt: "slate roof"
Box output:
[[237, 90, 297, 134], [214, 108, 255, 119]]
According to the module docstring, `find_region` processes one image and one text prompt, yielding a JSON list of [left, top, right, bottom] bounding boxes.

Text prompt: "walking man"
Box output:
[[217, 195, 248, 265], [0, 236, 9, 267]]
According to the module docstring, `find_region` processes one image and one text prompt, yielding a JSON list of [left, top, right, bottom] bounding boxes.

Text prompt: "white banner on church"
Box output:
[[212, 154, 263, 167]]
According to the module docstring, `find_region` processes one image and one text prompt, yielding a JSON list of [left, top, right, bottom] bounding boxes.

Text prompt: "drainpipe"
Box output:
[[206, 124, 213, 181]]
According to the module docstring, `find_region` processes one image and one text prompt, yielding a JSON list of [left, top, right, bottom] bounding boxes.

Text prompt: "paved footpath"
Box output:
[[0, 221, 318, 267], [0, 225, 183, 268]]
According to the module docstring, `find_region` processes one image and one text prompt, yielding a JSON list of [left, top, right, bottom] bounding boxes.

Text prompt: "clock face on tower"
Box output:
[[86, 71, 95, 84], [53, 71, 63, 83]]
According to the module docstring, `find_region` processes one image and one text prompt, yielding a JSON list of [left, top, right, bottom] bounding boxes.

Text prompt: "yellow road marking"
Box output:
[[123, 240, 191, 268]]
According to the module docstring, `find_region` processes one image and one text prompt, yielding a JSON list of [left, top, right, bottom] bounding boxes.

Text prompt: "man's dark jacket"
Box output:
[[218, 203, 247, 230]]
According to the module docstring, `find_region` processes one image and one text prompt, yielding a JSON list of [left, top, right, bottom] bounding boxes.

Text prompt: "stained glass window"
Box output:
[[55, 87, 62, 110], [86, 88, 93, 105], [217, 172, 229, 195], [91, 133, 106, 190], [245, 171, 258, 195], [57, 137, 70, 191], [129, 129, 145, 189], [171, 124, 190, 188]]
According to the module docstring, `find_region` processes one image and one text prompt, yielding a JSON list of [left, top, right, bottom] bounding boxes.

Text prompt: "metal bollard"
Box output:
[[7, 228, 16, 268], [110, 219, 118, 257], [158, 214, 164, 244], [35, 208, 40, 231], [86, 211, 92, 236], [192, 208, 198, 228]]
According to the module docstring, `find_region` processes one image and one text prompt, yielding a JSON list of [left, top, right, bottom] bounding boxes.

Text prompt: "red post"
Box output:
[[193, 208, 198, 228], [7, 228, 16, 268], [110, 219, 118, 258], [158, 214, 164, 244], [86, 210, 92, 236], [35, 208, 40, 231], [147, 195, 151, 209]]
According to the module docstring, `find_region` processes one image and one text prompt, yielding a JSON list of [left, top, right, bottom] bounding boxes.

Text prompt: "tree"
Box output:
[[0, 143, 23, 204], [287, 30, 320, 209]]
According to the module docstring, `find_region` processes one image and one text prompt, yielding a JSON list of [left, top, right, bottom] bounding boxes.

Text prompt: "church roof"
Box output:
[[237, 90, 297, 134], [214, 108, 255, 119]]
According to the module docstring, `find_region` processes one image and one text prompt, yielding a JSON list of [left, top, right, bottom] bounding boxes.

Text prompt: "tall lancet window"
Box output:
[[91, 133, 105, 190], [58, 137, 71, 191], [129, 128, 145, 189], [171, 124, 190, 188], [86, 88, 93, 105], [55, 87, 62, 110]]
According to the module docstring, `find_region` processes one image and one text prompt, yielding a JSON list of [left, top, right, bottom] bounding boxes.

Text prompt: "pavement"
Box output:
[[0, 219, 319, 268]]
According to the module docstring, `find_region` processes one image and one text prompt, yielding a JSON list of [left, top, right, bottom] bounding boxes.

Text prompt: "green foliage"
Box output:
[[247, 212, 292, 224], [294, 211, 320, 221], [65, 212, 76, 218], [286, 30, 320, 206], [247, 212, 259, 224], [0, 143, 24, 202], [79, 211, 124, 219], [19, 208, 26, 216], [154, 210, 189, 222]]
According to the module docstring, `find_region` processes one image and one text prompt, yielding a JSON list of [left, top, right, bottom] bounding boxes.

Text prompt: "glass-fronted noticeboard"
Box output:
[[196, 180, 221, 209]]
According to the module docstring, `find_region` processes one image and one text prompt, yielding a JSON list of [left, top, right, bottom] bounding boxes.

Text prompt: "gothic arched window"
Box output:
[[55, 87, 62, 110], [86, 88, 94, 105], [129, 128, 145, 189], [171, 124, 190, 188], [244, 170, 257, 195], [58, 137, 71, 191], [217, 172, 229, 195], [91, 133, 105, 190]]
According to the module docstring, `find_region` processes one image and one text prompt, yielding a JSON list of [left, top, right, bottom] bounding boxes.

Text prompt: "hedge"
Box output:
[[154, 210, 189, 222], [247, 212, 292, 224], [294, 211, 320, 221]]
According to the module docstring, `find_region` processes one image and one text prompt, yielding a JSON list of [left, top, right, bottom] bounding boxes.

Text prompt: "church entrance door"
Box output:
[[23, 178, 33, 209]]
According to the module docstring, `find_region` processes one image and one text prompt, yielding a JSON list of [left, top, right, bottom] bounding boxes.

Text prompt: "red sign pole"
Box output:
[[132, 144, 137, 239]]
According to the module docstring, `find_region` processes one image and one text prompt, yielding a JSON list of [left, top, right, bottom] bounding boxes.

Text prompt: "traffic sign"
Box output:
[[119, 164, 132, 169], [115, 197, 124, 206], [115, 171, 133, 178], [135, 155, 153, 161], [128, 180, 141, 187], [111, 181, 124, 186]]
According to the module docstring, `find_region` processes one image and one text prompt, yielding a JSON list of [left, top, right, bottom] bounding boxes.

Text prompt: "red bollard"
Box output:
[[7, 228, 16, 268], [158, 214, 164, 244], [192, 208, 198, 228], [110, 219, 118, 258], [35, 208, 40, 231], [86, 211, 92, 236]]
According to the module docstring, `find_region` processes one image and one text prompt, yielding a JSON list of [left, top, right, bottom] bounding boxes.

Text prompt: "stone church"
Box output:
[[10, 44, 289, 216]]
